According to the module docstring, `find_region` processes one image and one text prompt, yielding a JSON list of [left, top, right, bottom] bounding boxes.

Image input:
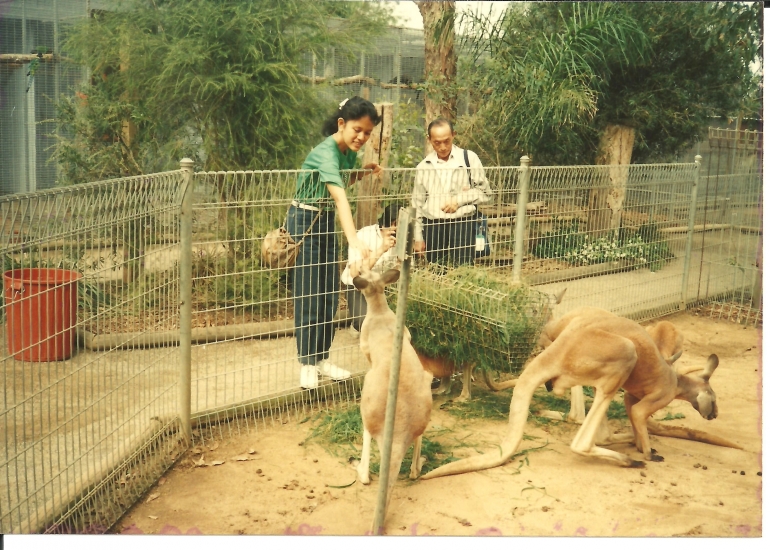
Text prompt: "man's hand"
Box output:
[[378, 227, 397, 254], [413, 240, 426, 256], [440, 197, 459, 213]]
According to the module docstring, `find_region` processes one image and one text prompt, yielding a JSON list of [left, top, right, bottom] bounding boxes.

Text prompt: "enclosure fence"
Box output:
[[1, 152, 761, 533], [690, 128, 763, 326]]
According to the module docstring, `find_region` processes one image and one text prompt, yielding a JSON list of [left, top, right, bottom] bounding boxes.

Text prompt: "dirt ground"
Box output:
[[114, 312, 763, 537]]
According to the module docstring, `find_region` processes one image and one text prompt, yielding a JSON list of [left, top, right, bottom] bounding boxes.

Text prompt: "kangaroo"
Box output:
[[533, 309, 682, 423], [421, 311, 724, 480], [353, 268, 434, 532], [538, 308, 739, 451]]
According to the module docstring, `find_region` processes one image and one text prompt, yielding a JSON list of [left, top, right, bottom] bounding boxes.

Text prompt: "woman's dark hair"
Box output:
[[378, 204, 401, 228], [321, 96, 382, 137], [427, 117, 455, 137]]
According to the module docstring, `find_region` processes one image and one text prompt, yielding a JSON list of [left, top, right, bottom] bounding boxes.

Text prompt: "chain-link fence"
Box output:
[[1, 151, 761, 533]]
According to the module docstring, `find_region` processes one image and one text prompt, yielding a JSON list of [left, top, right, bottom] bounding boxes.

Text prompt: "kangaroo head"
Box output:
[[684, 354, 719, 420], [352, 268, 400, 298]]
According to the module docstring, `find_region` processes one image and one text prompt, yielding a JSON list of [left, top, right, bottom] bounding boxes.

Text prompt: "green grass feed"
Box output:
[[388, 265, 552, 375]]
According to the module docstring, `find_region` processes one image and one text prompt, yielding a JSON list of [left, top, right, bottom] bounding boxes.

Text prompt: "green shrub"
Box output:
[[190, 251, 288, 317], [533, 219, 674, 272]]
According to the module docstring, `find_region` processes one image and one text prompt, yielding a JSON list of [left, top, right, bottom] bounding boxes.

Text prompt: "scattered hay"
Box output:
[[303, 405, 458, 478]]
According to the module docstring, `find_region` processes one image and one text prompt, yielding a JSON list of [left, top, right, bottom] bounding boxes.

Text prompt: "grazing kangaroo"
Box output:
[[353, 268, 433, 531], [426, 288, 568, 401], [538, 308, 739, 451], [530, 309, 683, 423], [421, 310, 724, 480]]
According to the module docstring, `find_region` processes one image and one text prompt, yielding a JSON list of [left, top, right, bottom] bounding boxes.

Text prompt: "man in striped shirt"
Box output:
[[411, 118, 492, 266]]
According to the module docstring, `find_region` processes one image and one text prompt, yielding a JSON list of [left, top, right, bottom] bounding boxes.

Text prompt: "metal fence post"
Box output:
[[680, 155, 702, 311], [179, 158, 194, 443], [512, 156, 531, 284], [372, 207, 415, 535]]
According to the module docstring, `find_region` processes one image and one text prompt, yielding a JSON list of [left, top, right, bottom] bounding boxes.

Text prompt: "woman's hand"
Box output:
[[363, 162, 383, 176], [351, 163, 383, 183], [349, 236, 371, 261]]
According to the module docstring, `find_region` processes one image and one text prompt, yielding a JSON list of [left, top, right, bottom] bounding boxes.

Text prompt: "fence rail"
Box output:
[[0, 151, 761, 533]]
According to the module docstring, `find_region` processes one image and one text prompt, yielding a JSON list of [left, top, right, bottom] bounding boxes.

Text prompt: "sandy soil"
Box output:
[[115, 312, 763, 537]]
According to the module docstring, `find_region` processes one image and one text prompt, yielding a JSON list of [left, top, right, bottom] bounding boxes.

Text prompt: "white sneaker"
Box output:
[[317, 359, 351, 381], [300, 365, 319, 389]]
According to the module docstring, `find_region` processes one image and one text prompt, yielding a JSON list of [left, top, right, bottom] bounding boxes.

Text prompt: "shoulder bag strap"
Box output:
[[294, 207, 324, 247], [463, 148, 472, 188]]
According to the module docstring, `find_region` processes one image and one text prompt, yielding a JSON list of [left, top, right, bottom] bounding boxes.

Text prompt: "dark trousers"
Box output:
[[287, 205, 338, 366], [345, 285, 367, 331], [423, 215, 477, 266]]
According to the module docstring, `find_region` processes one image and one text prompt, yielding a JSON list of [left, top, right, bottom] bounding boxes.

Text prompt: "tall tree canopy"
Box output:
[[54, 0, 391, 183], [455, 1, 762, 167]]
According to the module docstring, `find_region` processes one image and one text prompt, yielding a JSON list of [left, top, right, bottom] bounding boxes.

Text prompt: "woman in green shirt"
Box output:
[[288, 97, 383, 389]]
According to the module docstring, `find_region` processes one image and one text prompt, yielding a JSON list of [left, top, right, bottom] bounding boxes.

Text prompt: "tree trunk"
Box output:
[[587, 124, 635, 236], [355, 103, 394, 228], [416, 1, 457, 156]]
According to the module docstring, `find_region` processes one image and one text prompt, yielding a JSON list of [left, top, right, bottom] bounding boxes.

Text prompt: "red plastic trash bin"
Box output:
[[3, 268, 82, 362]]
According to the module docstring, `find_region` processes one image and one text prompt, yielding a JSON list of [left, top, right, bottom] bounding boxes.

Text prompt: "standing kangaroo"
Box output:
[[353, 268, 433, 531], [421, 310, 724, 480]]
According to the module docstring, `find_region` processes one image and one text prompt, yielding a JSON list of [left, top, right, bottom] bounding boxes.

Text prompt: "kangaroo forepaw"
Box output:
[[628, 460, 646, 469], [650, 454, 664, 462]]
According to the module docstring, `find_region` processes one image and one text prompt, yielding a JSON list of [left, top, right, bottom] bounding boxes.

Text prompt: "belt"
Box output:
[[291, 200, 321, 211]]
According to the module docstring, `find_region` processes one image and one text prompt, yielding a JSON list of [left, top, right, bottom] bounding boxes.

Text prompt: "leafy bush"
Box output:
[[190, 250, 288, 318], [532, 219, 674, 272], [390, 100, 426, 169]]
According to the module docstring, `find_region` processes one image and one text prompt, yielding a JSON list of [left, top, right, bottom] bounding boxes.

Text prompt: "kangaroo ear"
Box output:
[[381, 268, 401, 285], [667, 349, 683, 364], [352, 276, 369, 291], [700, 354, 719, 381], [554, 287, 567, 305]]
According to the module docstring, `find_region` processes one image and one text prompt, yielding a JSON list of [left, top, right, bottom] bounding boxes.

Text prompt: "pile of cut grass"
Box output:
[[439, 386, 572, 424], [304, 405, 458, 478]]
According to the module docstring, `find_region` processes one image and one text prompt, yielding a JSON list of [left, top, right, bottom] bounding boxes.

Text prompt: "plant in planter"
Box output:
[[532, 219, 674, 272]]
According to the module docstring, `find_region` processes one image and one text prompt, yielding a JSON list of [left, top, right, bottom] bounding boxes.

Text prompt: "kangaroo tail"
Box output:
[[481, 369, 518, 392], [647, 419, 743, 450], [421, 358, 555, 481]]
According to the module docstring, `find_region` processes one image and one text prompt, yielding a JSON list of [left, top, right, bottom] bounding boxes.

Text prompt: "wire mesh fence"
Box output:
[[299, 27, 427, 114], [0, 169, 186, 533], [0, 0, 117, 196], [691, 128, 762, 326], [516, 161, 704, 321], [0, 151, 761, 533]]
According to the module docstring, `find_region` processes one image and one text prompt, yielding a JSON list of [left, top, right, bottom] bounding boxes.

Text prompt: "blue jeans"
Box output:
[[287, 205, 338, 366]]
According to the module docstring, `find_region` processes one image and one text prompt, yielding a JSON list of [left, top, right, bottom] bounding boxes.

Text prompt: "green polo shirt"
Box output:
[[294, 136, 358, 207]]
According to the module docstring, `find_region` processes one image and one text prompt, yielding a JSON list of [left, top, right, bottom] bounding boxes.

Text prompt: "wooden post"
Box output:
[[355, 103, 394, 228]]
